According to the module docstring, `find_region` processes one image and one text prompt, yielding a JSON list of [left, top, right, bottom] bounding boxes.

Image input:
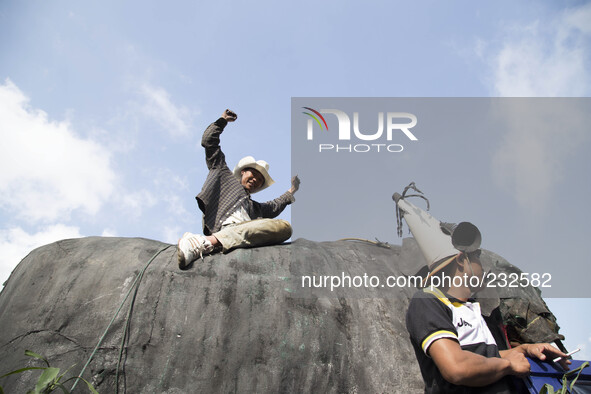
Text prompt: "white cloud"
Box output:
[[490, 5, 591, 96], [152, 168, 190, 191], [492, 27, 587, 96], [490, 100, 588, 212], [101, 228, 118, 237], [563, 2, 591, 35], [151, 168, 192, 218], [140, 83, 193, 137], [117, 189, 158, 217], [165, 193, 190, 213], [0, 79, 117, 222], [162, 225, 182, 244], [482, 5, 591, 211], [0, 224, 83, 287]]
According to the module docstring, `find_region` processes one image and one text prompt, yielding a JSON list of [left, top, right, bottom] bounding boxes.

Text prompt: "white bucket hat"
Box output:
[[233, 156, 275, 193]]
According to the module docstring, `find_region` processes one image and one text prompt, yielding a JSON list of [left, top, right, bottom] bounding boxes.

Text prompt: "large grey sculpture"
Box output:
[[0, 237, 561, 393]]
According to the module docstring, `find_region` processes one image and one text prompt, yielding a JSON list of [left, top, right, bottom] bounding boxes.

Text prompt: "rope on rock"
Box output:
[[337, 237, 391, 249], [395, 182, 430, 238], [71, 244, 173, 393]]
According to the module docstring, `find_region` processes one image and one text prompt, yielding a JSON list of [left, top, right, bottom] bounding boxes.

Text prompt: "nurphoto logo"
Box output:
[[302, 107, 418, 153]]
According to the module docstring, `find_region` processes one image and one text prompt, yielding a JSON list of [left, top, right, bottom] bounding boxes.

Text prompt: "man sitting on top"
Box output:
[[394, 192, 570, 393], [177, 109, 300, 269]]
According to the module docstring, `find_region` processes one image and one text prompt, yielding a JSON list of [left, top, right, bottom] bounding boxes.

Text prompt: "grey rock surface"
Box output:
[[0, 237, 560, 393]]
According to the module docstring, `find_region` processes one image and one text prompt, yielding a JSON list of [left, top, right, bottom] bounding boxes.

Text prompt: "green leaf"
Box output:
[[81, 378, 99, 394], [539, 383, 554, 394], [54, 364, 76, 384], [61, 377, 98, 394], [52, 383, 70, 394], [25, 350, 50, 368], [567, 361, 589, 392], [539, 361, 590, 394], [34, 367, 60, 393], [0, 367, 46, 379]]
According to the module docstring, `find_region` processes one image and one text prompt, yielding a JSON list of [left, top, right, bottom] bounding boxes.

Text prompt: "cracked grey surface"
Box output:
[[0, 236, 554, 393]]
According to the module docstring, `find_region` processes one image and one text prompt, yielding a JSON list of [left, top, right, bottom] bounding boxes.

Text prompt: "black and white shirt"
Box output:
[[406, 287, 513, 393]]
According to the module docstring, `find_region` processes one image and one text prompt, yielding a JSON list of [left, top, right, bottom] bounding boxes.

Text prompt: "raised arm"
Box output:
[[500, 343, 570, 370], [255, 192, 295, 219], [201, 109, 237, 170], [253, 175, 300, 218]]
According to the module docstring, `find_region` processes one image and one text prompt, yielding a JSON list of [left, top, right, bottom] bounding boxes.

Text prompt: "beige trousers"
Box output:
[[213, 218, 292, 253]]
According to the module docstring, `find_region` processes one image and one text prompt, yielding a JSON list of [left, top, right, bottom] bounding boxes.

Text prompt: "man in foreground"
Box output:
[[394, 193, 570, 393], [177, 109, 300, 269]]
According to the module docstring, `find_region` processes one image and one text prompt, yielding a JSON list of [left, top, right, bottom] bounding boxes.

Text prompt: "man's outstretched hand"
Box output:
[[289, 175, 300, 194], [222, 109, 237, 122], [521, 343, 571, 370]]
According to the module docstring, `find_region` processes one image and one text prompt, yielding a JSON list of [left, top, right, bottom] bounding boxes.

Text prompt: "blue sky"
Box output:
[[1, 1, 590, 360]]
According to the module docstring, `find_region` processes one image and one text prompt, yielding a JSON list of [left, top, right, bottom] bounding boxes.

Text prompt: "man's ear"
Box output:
[[457, 253, 471, 272]]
